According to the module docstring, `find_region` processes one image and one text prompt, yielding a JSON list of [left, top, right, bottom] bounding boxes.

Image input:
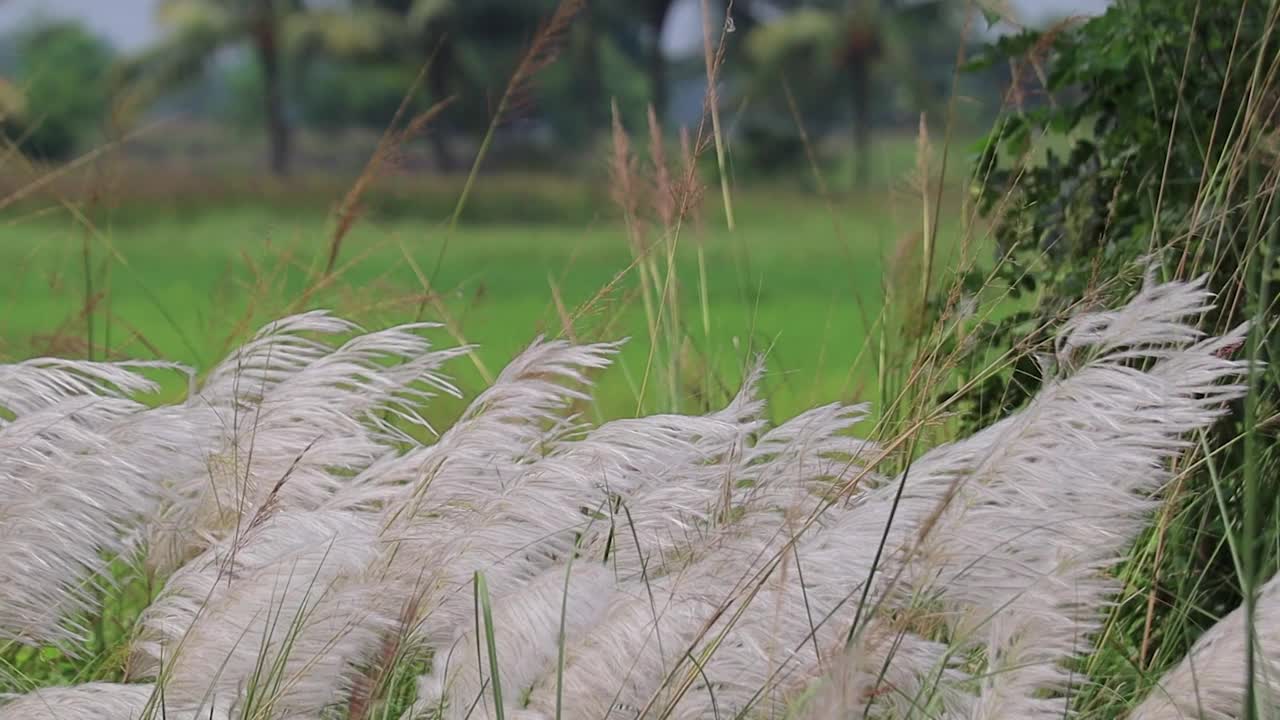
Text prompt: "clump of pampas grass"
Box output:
[[0, 276, 1275, 720]]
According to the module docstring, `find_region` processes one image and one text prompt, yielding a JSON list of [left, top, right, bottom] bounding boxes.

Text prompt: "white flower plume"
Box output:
[[0, 277, 1259, 720]]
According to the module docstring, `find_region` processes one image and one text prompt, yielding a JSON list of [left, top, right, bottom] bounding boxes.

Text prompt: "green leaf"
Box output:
[[474, 572, 505, 720]]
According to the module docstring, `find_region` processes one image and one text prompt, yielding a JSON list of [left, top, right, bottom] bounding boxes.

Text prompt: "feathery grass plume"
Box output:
[[1129, 570, 1280, 719], [785, 276, 1247, 718], [196, 312, 362, 406], [367, 340, 617, 637], [407, 368, 875, 719], [564, 364, 767, 574], [575, 394, 874, 583], [910, 276, 1248, 719], [147, 313, 465, 573], [487, 276, 1247, 720], [799, 622, 968, 720], [384, 355, 774, 634], [322, 337, 616, 536], [517, 475, 924, 720], [380, 442, 612, 652], [497, 399, 879, 719], [0, 401, 203, 645], [735, 399, 877, 509], [0, 682, 160, 720], [0, 360, 201, 645], [112, 336, 611, 718], [0, 276, 1255, 718], [376, 340, 620, 618], [390, 356, 772, 714], [0, 396, 138, 479], [403, 362, 874, 719], [125, 337, 608, 719], [0, 358, 181, 420], [759, 275, 1247, 718], [129, 510, 393, 719], [412, 563, 618, 720], [515, 515, 808, 720], [241, 321, 462, 439], [388, 337, 621, 521]]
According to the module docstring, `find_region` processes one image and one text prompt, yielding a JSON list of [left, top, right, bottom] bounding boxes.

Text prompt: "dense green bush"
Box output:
[[946, 0, 1279, 709]]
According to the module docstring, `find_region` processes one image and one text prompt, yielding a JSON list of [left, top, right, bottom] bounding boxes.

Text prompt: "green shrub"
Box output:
[[947, 0, 1280, 710], [4, 21, 114, 161]]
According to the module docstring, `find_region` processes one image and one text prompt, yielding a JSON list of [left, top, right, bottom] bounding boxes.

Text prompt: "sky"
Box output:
[[0, 0, 158, 50], [0, 0, 1114, 54]]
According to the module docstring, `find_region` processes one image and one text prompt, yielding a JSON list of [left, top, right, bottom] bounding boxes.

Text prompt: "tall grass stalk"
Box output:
[[699, 0, 735, 232], [474, 572, 505, 720]]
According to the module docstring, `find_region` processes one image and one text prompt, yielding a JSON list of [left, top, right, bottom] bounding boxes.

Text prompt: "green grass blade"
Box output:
[[474, 571, 505, 720]]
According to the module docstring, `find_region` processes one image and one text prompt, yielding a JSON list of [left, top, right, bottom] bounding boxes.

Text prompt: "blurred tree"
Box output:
[[745, 0, 956, 185], [342, 0, 652, 168], [123, 0, 394, 175], [585, 0, 679, 122], [2, 21, 114, 161], [139, 0, 295, 175], [332, 0, 562, 169], [573, 0, 606, 132], [129, 0, 665, 172], [295, 59, 425, 131], [637, 0, 677, 121], [538, 19, 650, 143]]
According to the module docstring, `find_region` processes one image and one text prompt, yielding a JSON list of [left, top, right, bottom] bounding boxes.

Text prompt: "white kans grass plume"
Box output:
[[392, 350, 869, 717], [0, 358, 184, 417], [375, 340, 623, 640], [0, 312, 460, 647], [128, 510, 393, 719], [0, 682, 160, 720], [0, 361, 198, 645], [414, 562, 619, 720], [943, 281, 1248, 719], [146, 313, 467, 573], [383, 337, 620, 522], [1129, 572, 1280, 720], [0, 276, 1267, 720]]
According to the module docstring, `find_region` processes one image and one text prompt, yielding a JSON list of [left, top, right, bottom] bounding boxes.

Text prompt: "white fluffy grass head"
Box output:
[[0, 683, 164, 720], [0, 276, 1261, 720], [1129, 572, 1280, 720], [147, 312, 467, 573], [0, 362, 198, 645], [129, 509, 395, 719]]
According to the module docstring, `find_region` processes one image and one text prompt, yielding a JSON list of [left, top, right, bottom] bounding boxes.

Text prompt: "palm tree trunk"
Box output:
[[578, 1, 605, 132], [841, 17, 880, 188], [646, 0, 674, 121], [255, 0, 290, 176], [427, 32, 456, 173], [849, 59, 870, 187]]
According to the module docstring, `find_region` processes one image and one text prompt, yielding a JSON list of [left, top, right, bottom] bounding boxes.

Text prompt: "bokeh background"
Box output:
[[0, 0, 1109, 422]]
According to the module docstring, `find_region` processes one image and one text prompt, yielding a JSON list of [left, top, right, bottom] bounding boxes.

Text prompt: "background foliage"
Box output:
[[2, 21, 114, 160], [945, 0, 1280, 707]]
